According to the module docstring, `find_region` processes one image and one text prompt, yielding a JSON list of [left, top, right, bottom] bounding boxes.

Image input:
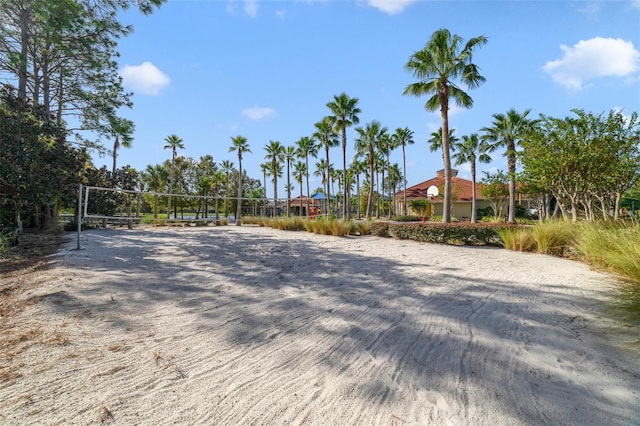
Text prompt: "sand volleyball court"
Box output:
[[1, 226, 638, 425]]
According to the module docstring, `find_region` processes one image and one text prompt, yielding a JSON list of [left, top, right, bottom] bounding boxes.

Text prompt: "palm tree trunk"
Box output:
[[236, 160, 243, 226], [507, 143, 516, 223], [471, 161, 477, 223]]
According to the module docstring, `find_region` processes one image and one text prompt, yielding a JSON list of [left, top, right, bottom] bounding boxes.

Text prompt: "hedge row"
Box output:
[[375, 222, 517, 246]]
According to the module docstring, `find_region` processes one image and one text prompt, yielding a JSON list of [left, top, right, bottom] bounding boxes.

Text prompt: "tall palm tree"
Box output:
[[143, 164, 166, 218], [313, 159, 328, 214], [295, 136, 318, 218], [453, 133, 491, 223], [327, 92, 361, 220], [264, 140, 284, 217], [429, 128, 459, 159], [481, 108, 533, 223], [374, 151, 386, 218], [355, 120, 387, 220], [403, 28, 488, 223], [429, 128, 459, 216], [109, 116, 135, 176], [294, 161, 307, 216], [221, 160, 234, 219], [163, 134, 185, 223], [387, 163, 403, 218], [260, 162, 270, 217], [284, 145, 296, 217], [392, 127, 414, 215], [349, 157, 367, 219], [313, 117, 339, 215], [228, 135, 251, 226], [377, 132, 393, 218]]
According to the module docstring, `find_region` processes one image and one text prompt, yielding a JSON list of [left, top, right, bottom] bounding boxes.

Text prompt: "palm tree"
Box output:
[[221, 160, 234, 219], [294, 161, 307, 216], [387, 163, 403, 218], [284, 145, 296, 217], [374, 151, 385, 217], [313, 117, 339, 214], [403, 28, 488, 223], [295, 136, 318, 218], [260, 162, 270, 216], [327, 92, 361, 220], [314, 159, 328, 214], [392, 127, 414, 215], [109, 116, 135, 176], [210, 169, 225, 221], [355, 120, 387, 220], [377, 132, 393, 218], [264, 140, 284, 217], [349, 158, 367, 219], [481, 109, 533, 223], [143, 164, 165, 218], [453, 133, 491, 223], [163, 134, 185, 223], [429, 128, 459, 159], [228, 135, 251, 226]]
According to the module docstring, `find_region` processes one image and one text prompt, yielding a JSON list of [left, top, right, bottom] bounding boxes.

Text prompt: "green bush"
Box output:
[[389, 222, 508, 246], [370, 222, 390, 237], [496, 227, 536, 252]]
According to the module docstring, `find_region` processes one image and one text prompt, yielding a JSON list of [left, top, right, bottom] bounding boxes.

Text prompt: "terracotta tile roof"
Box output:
[[397, 172, 486, 203]]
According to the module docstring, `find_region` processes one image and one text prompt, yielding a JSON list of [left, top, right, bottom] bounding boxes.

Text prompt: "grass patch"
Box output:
[[496, 227, 536, 252]]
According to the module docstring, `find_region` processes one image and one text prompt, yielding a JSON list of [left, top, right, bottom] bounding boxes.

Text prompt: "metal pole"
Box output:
[[77, 183, 82, 250]]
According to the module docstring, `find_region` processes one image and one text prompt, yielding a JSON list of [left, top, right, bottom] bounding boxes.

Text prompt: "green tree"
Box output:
[[264, 140, 284, 216], [481, 108, 534, 223], [403, 28, 487, 223], [295, 135, 317, 218], [349, 157, 367, 219], [221, 159, 234, 219], [142, 164, 166, 218], [392, 127, 414, 215], [480, 170, 509, 219], [284, 145, 296, 217], [355, 120, 387, 220], [293, 161, 307, 216], [163, 134, 184, 221], [229, 135, 250, 225], [327, 92, 361, 220], [386, 163, 403, 218], [453, 133, 491, 223], [210, 169, 225, 221], [313, 117, 339, 213], [0, 0, 164, 156]]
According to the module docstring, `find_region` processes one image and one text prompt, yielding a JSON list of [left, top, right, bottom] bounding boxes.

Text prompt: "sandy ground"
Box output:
[[0, 225, 639, 425]]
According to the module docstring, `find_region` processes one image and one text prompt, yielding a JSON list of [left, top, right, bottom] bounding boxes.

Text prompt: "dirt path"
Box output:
[[1, 227, 638, 425]]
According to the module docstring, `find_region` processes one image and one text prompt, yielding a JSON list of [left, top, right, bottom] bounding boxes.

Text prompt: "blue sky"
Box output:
[[97, 0, 640, 197]]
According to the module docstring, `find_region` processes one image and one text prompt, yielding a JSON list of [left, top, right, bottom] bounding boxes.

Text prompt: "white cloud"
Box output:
[[226, 0, 259, 17], [244, 0, 259, 17], [577, 1, 601, 15], [120, 62, 170, 95], [542, 37, 640, 91], [243, 106, 275, 120], [367, 0, 417, 14], [631, 0, 640, 10], [275, 9, 286, 20]]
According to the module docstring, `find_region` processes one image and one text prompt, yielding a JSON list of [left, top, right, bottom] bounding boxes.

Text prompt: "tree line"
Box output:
[[2, 13, 639, 240]]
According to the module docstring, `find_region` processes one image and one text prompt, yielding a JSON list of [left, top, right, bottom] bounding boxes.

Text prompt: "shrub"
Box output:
[[496, 227, 535, 251], [531, 220, 576, 256], [389, 222, 507, 246], [370, 222, 390, 238]]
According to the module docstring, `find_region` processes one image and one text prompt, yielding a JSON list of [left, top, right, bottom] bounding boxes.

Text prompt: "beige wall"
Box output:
[[397, 200, 493, 220]]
